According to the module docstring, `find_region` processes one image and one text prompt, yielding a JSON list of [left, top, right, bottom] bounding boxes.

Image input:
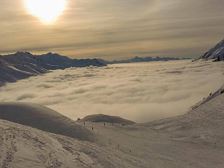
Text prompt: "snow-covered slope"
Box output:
[[145, 86, 224, 144], [201, 39, 224, 61], [80, 114, 135, 125], [192, 85, 224, 109], [0, 103, 93, 141], [0, 119, 136, 168]]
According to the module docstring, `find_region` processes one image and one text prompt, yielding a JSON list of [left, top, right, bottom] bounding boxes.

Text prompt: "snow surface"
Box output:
[[1, 89, 224, 167]]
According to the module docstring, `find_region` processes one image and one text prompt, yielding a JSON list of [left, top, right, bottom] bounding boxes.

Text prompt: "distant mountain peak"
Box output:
[[106, 56, 185, 64], [15, 51, 32, 56], [43, 52, 62, 56]]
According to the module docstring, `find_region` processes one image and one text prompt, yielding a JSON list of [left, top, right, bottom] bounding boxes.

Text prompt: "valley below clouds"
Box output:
[[0, 60, 223, 122]]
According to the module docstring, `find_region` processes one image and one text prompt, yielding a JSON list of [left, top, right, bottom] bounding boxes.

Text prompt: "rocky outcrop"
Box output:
[[201, 39, 224, 61]]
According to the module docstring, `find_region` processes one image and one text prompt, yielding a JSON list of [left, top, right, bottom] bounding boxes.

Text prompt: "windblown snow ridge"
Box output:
[[0, 102, 94, 141], [80, 114, 135, 125], [192, 85, 224, 110]]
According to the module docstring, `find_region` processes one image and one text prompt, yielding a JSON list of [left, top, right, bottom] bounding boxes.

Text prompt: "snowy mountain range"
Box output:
[[201, 39, 224, 61], [104, 56, 187, 64], [0, 52, 106, 86]]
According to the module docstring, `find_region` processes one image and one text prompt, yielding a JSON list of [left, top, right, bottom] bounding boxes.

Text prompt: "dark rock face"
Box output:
[[201, 39, 224, 61], [0, 52, 106, 86]]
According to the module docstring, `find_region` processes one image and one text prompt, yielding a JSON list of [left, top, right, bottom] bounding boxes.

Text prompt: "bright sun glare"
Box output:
[[24, 0, 67, 24]]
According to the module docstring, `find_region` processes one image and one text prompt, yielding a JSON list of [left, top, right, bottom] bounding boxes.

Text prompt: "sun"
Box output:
[[24, 0, 67, 24]]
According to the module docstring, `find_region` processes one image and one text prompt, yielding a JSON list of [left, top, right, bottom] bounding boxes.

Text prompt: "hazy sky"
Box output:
[[0, 0, 224, 59]]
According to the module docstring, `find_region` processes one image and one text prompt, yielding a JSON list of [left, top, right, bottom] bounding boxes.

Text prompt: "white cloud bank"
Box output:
[[0, 60, 224, 122]]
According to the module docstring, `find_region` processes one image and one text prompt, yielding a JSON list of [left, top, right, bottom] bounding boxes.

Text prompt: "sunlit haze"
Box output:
[[23, 0, 67, 24], [0, 0, 224, 59]]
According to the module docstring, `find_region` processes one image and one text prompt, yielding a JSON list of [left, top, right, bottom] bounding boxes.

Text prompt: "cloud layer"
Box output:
[[0, 61, 223, 122]]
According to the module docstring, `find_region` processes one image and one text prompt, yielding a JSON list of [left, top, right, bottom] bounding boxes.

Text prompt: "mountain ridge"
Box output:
[[0, 52, 106, 86], [200, 38, 224, 61], [104, 56, 189, 64]]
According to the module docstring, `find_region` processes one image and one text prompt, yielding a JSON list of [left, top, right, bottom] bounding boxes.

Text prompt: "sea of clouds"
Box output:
[[0, 60, 223, 122]]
